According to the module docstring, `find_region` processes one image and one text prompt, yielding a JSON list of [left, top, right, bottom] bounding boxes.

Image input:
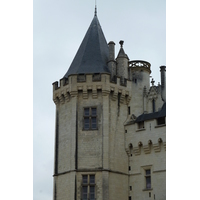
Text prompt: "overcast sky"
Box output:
[[33, 1, 165, 200]]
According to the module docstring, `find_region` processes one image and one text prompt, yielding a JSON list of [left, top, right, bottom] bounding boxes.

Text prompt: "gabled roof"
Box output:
[[63, 15, 110, 78]]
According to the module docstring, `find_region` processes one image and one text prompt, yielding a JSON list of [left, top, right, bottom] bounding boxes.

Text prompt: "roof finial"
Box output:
[[94, 0, 97, 16], [119, 40, 124, 48], [151, 78, 155, 86]]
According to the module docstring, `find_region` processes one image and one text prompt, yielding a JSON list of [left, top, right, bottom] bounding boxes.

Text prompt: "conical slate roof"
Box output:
[[117, 41, 129, 59], [63, 14, 110, 78]]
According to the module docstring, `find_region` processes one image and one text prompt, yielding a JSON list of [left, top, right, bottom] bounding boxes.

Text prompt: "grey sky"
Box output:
[[33, 1, 165, 200]]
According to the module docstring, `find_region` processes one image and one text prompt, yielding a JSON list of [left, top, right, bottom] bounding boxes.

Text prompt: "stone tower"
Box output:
[[52, 9, 166, 200]]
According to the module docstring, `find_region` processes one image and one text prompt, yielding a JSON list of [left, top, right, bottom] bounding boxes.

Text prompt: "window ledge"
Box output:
[[155, 124, 166, 128], [136, 128, 146, 132], [143, 188, 153, 191], [82, 129, 98, 131]]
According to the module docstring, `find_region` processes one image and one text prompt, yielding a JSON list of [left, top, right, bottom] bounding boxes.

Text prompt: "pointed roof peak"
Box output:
[[117, 40, 129, 59], [63, 13, 110, 78]]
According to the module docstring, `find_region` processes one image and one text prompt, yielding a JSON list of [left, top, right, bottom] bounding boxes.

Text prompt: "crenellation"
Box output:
[[77, 74, 86, 82], [53, 73, 133, 106], [93, 73, 101, 81], [59, 78, 67, 87], [53, 81, 59, 91]]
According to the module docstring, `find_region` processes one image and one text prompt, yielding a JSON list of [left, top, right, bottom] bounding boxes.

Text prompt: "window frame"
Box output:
[[137, 121, 144, 129], [157, 117, 166, 126], [81, 174, 96, 200], [145, 169, 152, 190], [83, 107, 98, 130]]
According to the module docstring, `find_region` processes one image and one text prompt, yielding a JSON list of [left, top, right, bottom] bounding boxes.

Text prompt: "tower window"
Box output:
[[149, 192, 151, 197], [145, 169, 151, 189], [81, 175, 95, 200], [137, 121, 144, 129], [83, 107, 97, 130]]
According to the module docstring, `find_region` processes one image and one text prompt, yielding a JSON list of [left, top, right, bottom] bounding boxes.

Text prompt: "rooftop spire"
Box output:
[[94, 0, 97, 16]]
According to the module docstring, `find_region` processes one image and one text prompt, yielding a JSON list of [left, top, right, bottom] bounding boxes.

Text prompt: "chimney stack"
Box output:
[[108, 41, 117, 79], [160, 66, 166, 102]]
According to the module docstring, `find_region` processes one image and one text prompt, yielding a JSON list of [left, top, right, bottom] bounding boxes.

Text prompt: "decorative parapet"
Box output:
[[92, 73, 101, 81], [129, 60, 151, 73], [126, 138, 165, 156], [52, 73, 132, 105]]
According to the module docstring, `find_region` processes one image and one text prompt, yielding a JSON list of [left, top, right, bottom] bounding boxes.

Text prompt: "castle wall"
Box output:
[[125, 120, 166, 200], [109, 172, 128, 199], [109, 98, 129, 173], [54, 172, 76, 200], [77, 92, 103, 169], [56, 95, 77, 173], [53, 73, 132, 200]]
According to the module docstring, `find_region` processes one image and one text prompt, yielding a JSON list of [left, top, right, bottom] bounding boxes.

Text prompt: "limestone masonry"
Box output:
[[52, 9, 166, 200]]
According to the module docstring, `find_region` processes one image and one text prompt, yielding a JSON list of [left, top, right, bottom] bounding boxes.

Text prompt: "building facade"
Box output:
[[52, 10, 166, 200]]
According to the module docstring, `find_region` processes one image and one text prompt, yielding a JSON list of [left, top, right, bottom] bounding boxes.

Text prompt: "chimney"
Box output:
[[108, 41, 117, 79], [160, 66, 166, 102], [108, 41, 115, 60]]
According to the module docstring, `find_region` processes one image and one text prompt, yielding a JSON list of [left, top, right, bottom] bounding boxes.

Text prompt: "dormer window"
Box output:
[[137, 121, 144, 129], [83, 107, 97, 130], [157, 117, 165, 125]]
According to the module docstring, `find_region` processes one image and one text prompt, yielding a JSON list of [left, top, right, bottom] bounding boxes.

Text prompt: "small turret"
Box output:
[[128, 60, 151, 116], [116, 40, 129, 82]]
